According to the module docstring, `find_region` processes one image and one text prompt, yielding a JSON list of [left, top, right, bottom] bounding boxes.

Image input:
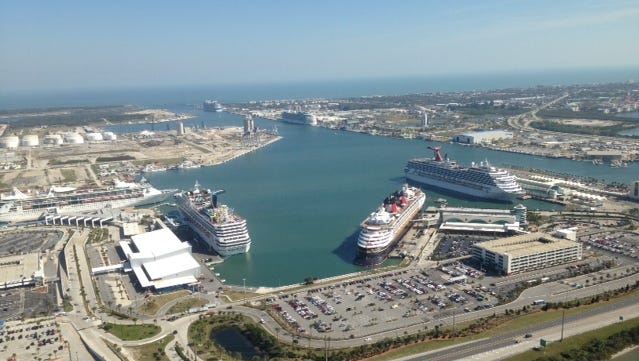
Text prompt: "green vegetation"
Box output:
[[128, 334, 175, 361], [88, 228, 110, 244], [530, 120, 637, 138], [62, 296, 74, 312], [49, 158, 90, 166], [0, 174, 8, 190], [139, 290, 191, 316], [96, 155, 136, 162], [166, 297, 208, 315], [506, 317, 639, 361], [60, 168, 77, 183], [3, 105, 148, 130], [189, 313, 294, 361], [538, 108, 639, 122], [102, 323, 161, 341]]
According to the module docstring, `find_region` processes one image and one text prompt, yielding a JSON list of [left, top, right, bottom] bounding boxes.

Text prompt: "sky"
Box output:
[[1, 0, 638, 92]]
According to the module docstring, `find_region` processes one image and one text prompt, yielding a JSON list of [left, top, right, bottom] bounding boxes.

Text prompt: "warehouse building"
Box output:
[[471, 233, 582, 275], [119, 228, 201, 293], [452, 130, 513, 145]]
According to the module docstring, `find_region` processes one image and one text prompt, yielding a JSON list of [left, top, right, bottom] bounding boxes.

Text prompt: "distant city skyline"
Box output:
[[1, 0, 638, 92]]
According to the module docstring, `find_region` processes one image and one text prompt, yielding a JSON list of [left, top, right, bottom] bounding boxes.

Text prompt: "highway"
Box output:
[[397, 293, 639, 361]]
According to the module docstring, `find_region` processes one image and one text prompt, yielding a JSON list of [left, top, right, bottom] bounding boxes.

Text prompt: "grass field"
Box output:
[[102, 323, 161, 341], [138, 290, 191, 316], [127, 334, 175, 361], [166, 297, 208, 315]]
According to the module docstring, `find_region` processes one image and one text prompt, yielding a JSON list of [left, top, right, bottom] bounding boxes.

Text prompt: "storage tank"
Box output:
[[85, 132, 104, 142], [21, 134, 39, 147], [102, 131, 117, 141], [43, 134, 64, 145], [0, 136, 20, 149], [64, 133, 85, 144]]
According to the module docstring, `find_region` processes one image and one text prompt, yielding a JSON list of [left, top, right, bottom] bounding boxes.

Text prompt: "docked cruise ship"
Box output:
[[405, 146, 524, 202], [175, 182, 251, 257], [0, 179, 173, 223], [203, 100, 224, 112], [280, 111, 318, 126], [356, 185, 426, 266]]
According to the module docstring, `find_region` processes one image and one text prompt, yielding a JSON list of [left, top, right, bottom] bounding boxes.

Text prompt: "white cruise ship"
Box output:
[[356, 185, 426, 266], [280, 111, 318, 126], [0, 179, 173, 223], [405, 146, 524, 202], [175, 182, 251, 257]]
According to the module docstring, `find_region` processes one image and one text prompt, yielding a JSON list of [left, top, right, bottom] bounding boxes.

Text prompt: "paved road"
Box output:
[[398, 293, 639, 361]]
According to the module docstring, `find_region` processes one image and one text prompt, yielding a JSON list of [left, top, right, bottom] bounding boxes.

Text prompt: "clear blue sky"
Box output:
[[1, 0, 638, 91]]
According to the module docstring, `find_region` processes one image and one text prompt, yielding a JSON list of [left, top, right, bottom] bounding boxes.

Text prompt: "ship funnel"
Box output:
[[428, 146, 444, 162]]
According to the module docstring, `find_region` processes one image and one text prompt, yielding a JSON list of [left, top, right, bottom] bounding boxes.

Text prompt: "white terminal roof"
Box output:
[[122, 228, 200, 289]]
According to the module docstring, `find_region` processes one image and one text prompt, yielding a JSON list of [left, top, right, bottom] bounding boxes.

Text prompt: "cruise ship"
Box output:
[[356, 185, 426, 266], [0, 179, 173, 223], [405, 146, 524, 202], [280, 111, 318, 126], [175, 182, 251, 257], [203, 100, 224, 112]]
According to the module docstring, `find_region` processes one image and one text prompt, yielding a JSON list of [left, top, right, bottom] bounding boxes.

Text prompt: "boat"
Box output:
[[142, 164, 167, 173], [405, 146, 524, 202], [280, 111, 317, 126], [203, 100, 224, 112], [0, 179, 174, 223], [174, 181, 251, 257], [176, 160, 201, 169], [356, 185, 426, 266]]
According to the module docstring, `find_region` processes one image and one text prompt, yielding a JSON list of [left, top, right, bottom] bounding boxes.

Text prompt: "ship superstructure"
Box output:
[[405, 146, 524, 202], [175, 181, 251, 257], [280, 111, 317, 126], [0, 179, 172, 223], [203, 100, 224, 112], [356, 185, 426, 266]]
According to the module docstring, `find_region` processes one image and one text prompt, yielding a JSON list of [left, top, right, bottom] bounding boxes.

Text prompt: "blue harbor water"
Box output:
[[109, 110, 639, 287], [2, 69, 639, 287]]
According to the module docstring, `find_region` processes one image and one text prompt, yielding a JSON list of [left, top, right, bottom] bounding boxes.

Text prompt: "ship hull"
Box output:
[[355, 188, 425, 266], [0, 189, 173, 223], [405, 172, 517, 202], [175, 189, 251, 257]]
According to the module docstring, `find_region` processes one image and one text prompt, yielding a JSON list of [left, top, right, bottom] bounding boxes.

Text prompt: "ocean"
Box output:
[[2, 68, 639, 286], [2, 67, 639, 110]]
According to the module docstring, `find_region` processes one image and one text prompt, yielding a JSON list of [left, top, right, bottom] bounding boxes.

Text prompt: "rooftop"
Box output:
[[474, 232, 579, 258], [0, 253, 40, 287]]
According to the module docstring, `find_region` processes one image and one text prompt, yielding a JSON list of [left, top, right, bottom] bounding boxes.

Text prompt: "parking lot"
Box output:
[[268, 265, 499, 340], [432, 234, 495, 260], [0, 318, 66, 360], [0, 229, 63, 256]]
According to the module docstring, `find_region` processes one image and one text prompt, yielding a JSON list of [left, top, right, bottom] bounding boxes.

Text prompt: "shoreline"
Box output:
[[233, 110, 636, 165]]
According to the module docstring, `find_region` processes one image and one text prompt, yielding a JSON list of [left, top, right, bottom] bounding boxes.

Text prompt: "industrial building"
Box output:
[[471, 233, 582, 275], [119, 228, 201, 293], [451, 130, 513, 145]]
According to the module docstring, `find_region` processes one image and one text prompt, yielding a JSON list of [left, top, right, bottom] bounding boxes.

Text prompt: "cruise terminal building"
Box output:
[[471, 232, 582, 275]]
